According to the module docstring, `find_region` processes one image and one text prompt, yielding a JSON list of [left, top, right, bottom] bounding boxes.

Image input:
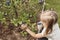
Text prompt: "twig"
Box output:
[[41, 0, 45, 13]]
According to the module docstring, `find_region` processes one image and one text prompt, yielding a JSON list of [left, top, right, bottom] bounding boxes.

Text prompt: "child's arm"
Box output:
[[20, 24, 47, 38], [26, 28, 46, 38]]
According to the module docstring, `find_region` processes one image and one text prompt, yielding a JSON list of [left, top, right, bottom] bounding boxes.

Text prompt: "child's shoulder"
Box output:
[[53, 23, 60, 30], [53, 23, 59, 27]]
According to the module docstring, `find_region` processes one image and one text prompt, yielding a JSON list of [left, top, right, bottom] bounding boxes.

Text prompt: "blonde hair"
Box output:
[[40, 10, 58, 34]]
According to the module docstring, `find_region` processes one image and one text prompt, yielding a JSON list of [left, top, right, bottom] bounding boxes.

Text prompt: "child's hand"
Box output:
[[20, 24, 28, 30]]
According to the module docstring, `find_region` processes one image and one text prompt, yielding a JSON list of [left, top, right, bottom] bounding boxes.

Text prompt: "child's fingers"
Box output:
[[20, 24, 28, 30], [21, 24, 27, 27]]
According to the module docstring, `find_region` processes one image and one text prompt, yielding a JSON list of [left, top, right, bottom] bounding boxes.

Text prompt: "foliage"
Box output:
[[0, 0, 60, 37], [0, 0, 42, 37]]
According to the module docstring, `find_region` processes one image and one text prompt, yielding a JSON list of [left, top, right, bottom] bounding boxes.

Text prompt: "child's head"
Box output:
[[41, 10, 58, 24], [40, 10, 58, 34]]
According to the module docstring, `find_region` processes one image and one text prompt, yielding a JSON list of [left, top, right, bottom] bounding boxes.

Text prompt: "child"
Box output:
[[20, 10, 60, 40]]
